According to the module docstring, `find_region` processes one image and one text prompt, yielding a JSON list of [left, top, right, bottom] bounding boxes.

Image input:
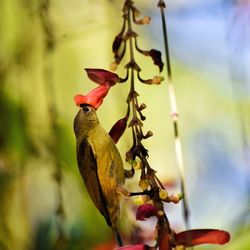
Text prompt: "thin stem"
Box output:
[[128, 7, 135, 62], [158, 1, 172, 81], [157, 0, 191, 231]]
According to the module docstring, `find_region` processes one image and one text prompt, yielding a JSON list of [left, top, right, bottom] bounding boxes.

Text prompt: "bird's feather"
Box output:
[[77, 138, 112, 226]]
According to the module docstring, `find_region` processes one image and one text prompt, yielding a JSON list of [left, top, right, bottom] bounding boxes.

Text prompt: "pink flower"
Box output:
[[85, 68, 120, 86], [74, 85, 110, 109]]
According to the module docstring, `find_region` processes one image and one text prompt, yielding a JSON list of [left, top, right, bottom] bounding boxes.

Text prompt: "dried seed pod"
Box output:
[[137, 103, 147, 111], [128, 117, 143, 127], [143, 131, 153, 139]]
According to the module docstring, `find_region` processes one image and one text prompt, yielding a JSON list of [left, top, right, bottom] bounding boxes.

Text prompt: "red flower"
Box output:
[[74, 85, 110, 109], [136, 204, 157, 221], [114, 229, 230, 250], [85, 68, 120, 86], [109, 116, 128, 144], [175, 229, 230, 247]]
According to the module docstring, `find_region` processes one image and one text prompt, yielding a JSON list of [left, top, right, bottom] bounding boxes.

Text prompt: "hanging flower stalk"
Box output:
[[74, 0, 230, 248]]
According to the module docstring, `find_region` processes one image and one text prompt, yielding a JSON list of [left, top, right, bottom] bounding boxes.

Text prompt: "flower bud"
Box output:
[[110, 61, 118, 71], [139, 178, 150, 191], [135, 16, 151, 25], [152, 76, 164, 85], [159, 189, 168, 200], [132, 160, 142, 170], [133, 195, 150, 205], [142, 16, 151, 24], [125, 151, 134, 163], [171, 193, 183, 204], [157, 210, 165, 217]]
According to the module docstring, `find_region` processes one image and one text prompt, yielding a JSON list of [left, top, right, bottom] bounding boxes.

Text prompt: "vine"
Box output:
[[74, 1, 231, 249]]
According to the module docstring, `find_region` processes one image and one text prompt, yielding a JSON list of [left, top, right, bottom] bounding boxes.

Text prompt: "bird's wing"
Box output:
[[77, 138, 112, 226]]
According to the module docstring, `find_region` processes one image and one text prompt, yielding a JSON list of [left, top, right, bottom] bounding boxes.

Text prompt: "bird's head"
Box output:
[[73, 104, 99, 138]]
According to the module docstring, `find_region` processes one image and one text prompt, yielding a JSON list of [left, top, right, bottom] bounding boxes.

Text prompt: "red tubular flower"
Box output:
[[109, 116, 128, 144], [136, 204, 157, 221], [74, 85, 110, 109], [175, 229, 230, 247], [85, 68, 120, 86]]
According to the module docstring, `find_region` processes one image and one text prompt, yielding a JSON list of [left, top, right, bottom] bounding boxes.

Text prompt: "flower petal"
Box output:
[[109, 116, 128, 144], [74, 94, 88, 107], [85, 68, 120, 86], [74, 85, 110, 109], [114, 244, 146, 250], [175, 229, 230, 247], [149, 49, 164, 72], [136, 204, 157, 221]]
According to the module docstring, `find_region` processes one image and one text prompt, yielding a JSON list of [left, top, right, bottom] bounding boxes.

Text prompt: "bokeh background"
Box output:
[[0, 0, 249, 249]]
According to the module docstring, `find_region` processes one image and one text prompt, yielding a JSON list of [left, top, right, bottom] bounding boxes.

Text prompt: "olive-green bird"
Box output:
[[73, 104, 125, 246]]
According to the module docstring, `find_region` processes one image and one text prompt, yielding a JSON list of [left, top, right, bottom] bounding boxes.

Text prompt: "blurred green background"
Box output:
[[0, 0, 249, 249]]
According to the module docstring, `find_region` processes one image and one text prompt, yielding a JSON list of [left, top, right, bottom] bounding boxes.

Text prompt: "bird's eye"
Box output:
[[83, 106, 90, 113]]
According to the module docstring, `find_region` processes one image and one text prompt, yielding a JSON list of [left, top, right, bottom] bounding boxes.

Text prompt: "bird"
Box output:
[[73, 104, 125, 246]]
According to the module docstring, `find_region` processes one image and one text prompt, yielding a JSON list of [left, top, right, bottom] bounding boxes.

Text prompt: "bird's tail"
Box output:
[[114, 228, 123, 247]]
